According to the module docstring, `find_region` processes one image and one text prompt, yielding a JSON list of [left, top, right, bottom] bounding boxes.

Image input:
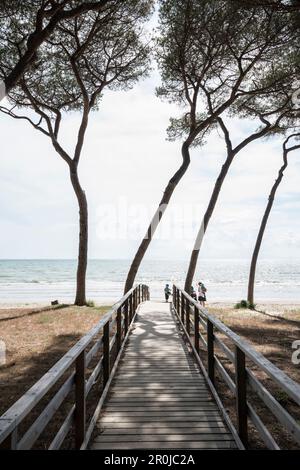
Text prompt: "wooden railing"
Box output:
[[173, 285, 300, 450], [0, 284, 149, 450]]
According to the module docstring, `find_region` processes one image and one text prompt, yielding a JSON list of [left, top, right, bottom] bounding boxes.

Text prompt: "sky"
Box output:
[[0, 70, 300, 262]]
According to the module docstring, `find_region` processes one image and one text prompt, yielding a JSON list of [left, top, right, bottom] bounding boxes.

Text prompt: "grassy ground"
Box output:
[[0, 304, 111, 416], [206, 304, 300, 449]]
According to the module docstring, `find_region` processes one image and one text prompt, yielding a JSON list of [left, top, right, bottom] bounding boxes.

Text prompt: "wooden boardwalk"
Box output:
[[91, 301, 237, 450], [2, 285, 299, 450]]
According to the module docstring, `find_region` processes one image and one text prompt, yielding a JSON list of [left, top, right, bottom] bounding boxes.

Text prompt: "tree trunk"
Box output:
[[69, 165, 88, 306], [124, 141, 191, 293], [184, 151, 235, 292], [247, 154, 288, 304]]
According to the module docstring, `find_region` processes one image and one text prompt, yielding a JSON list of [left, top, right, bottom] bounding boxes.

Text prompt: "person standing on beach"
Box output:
[[190, 286, 197, 300], [198, 281, 207, 307], [164, 284, 172, 302]]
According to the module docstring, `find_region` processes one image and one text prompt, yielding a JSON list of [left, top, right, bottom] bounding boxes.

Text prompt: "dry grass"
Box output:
[[0, 304, 111, 416], [206, 305, 300, 449]]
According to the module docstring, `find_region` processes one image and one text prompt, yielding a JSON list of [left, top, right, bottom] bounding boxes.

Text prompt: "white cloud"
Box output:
[[0, 72, 299, 261]]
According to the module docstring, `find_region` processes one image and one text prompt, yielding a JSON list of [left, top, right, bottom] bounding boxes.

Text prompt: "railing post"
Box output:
[[235, 345, 248, 447], [173, 286, 175, 308], [181, 293, 185, 323], [207, 319, 215, 385], [186, 303, 190, 336], [194, 305, 200, 354], [131, 293, 134, 321], [116, 307, 122, 352], [124, 299, 129, 334], [75, 349, 86, 449], [134, 289, 137, 311], [128, 294, 132, 323], [103, 322, 110, 387], [0, 428, 18, 450], [177, 289, 180, 313]]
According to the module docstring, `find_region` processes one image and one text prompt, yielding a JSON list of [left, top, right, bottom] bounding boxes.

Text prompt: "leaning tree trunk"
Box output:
[[184, 152, 235, 292], [69, 164, 88, 306], [247, 154, 288, 304], [124, 141, 191, 293]]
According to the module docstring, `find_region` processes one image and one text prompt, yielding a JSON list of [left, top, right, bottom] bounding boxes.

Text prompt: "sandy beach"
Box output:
[[1, 299, 300, 315]]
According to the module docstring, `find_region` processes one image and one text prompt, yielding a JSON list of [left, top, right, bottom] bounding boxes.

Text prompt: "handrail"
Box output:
[[173, 284, 300, 450], [0, 284, 150, 450], [174, 284, 300, 405]]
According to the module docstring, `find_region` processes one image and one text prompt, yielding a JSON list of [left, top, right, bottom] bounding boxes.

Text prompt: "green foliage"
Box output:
[[234, 300, 256, 310], [86, 300, 95, 307], [156, 0, 300, 144], [166, 114, 217, 146], [1, 1, 153, 115]]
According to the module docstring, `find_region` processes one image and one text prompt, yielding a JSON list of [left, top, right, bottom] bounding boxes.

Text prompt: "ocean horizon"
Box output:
[[0, 258, 300, 305]]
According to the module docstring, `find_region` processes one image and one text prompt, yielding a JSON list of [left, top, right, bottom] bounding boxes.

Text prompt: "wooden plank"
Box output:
[[0, 427, 18, 450], [92, 300, 236, 451], [105, 402, 217, 408], [18, 371, 75, 450], [100, 428, 229, 436], [86, 357, 103, 395], [91, 441, 236, 450], [112, 383, 207, 388], [99, 424, 227, 432], [116, 369, 200, 374], [75, 350, 86, 449], [100, 416, 228, 423], [100, 411, 222, 418], [247, 404, 280, 450], [207, 319, 215, 384], [48, 406, 75, 450], [111, 385, 207, 390], [103, 322, 110, 386], [108, 393, 211, 398], [247, 369, 300, 446], [114, 379, 203, 383], [95, 433, 234, 442], [107, 398, 215, 404], [104, 408, 219, 415], [235, 346, 248, 447], [119, 365, 196, 369]]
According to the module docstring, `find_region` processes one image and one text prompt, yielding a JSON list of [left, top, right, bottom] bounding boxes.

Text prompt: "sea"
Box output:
[[0, 258, 300, 305]]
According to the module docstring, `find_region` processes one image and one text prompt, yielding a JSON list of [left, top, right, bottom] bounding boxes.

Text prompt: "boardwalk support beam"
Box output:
[[75, 350, 86, 449], [207, 319, 215, 384], [235, 346, 248, 447], [103, 322, 110, 386]]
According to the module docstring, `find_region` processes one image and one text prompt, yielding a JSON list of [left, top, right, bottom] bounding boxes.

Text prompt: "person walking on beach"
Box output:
[[198, 281, 207, 307], [164, 284, 172, 302], [190, 285, 197, 300]]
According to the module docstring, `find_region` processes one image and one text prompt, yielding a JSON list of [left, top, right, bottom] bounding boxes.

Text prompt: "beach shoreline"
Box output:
[[1, 299, 299, 319]]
